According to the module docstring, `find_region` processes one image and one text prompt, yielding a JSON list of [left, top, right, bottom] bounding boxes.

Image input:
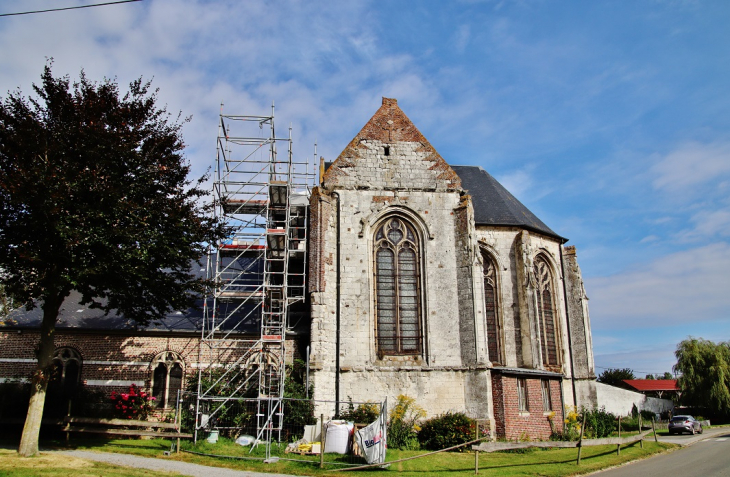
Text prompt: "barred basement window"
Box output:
[[151, 351, 184, 409], [534, 256, 560, 367], [374, 217, 422, 355], [517, 378, 528, 412], [541, 379, 552, 411], [481, 251, 502, 364]]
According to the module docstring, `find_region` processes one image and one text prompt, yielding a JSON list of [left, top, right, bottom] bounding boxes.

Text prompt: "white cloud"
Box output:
[[453, 24, 471, 53], [587, 242, 730, 329], [639, 235, 660, 243], [676, 209, 730, 243], [651, 141, 730, 195]]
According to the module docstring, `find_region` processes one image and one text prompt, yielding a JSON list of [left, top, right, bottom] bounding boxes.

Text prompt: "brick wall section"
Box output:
[[491, 373, 506, 437], [308, 186, 332, 294], [491, 374, 564, 440], [0, 330, 298, 394]]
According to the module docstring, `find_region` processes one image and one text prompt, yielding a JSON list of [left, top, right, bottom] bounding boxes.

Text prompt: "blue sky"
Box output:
[[1, 0, 729, 377]]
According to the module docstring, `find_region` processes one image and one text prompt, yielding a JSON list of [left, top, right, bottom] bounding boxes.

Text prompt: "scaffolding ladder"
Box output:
[[196, 104, 312, 458]]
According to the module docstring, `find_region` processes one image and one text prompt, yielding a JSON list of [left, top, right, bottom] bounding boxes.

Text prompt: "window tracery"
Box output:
[[534, 256, 559, 367], [151, 351, 184, 409], [51, 347, 82, 397], [374, 217, 422, 355], [481, 251, 502, 365]]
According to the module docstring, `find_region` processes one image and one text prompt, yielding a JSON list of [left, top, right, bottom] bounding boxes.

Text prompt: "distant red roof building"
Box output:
[[622, 379, 678, 398]]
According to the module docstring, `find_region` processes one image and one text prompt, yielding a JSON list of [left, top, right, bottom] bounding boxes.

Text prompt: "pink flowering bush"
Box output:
[[110, 384, 155, 420]]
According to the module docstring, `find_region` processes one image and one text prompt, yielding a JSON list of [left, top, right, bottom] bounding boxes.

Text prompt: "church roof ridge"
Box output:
[[323, 97, 461, 189]]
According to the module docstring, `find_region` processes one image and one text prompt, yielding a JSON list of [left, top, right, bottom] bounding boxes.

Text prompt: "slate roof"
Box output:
[[622, 379, 678, 392], [2, 256, 261, 334], [451, 165, 563, 240]]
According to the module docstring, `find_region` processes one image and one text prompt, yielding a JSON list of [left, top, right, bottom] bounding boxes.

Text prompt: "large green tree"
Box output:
[[0, 64, 226, 456], [674, 338, 730, 418], [596, 367, 635, 386]]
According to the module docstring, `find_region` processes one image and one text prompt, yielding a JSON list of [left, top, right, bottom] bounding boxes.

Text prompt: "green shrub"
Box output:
[[551, 406, 581, 441], [418, 412, 475, 451], [387, 395, 425, 450], [582, 407, 616, 438], [283, 360, 316, 433], [339, 398, 380, 424]]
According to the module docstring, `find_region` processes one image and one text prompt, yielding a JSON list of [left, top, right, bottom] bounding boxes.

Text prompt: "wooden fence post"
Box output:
[[475, 423, 479, 475], [639, 414, 643, 449], [617, 417, 621, 455], [320, 414, 325, 469], [576, 413, 587, 465], [65, 399, 72, 447], [652, 417, 658, 443]]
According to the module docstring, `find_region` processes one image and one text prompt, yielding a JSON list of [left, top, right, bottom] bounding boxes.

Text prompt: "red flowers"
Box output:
[[109, 384, 155, 420]]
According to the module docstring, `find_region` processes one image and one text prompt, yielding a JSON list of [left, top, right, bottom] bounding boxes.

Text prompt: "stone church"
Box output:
[[308, 98, 596, 439], [0, 97, 597, 441]]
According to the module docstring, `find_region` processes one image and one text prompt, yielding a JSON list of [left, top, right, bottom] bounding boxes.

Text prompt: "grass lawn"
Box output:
[[0, 435, 676, 477], [0, 447, 184, 477]]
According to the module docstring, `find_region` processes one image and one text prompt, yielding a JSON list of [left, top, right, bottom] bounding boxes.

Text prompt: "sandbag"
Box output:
[[324, 420, 353, 454]]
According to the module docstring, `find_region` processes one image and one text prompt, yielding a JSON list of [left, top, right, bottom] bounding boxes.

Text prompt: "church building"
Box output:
[[308, 98, 596, 439], [0, 97, 597, 441]]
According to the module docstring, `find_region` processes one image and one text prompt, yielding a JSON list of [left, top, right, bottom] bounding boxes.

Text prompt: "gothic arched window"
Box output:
[[374, 217, 422, 356], [534, 256, 560, 367], [51, 347, 82, 398], [151, 352, 184, 409], [481, 251, 502, 365]]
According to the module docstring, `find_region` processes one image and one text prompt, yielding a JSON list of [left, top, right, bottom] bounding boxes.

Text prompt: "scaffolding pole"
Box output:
[[196, 104, 313, 460]]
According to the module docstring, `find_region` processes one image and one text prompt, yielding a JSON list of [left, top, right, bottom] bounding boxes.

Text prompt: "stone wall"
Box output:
[[561, 246, 595, 379], [576, 380, 674, 416], [309, 185, 483, 418]]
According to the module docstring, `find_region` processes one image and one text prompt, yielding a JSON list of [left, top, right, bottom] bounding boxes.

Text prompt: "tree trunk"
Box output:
[[17, 291, 64, 457]]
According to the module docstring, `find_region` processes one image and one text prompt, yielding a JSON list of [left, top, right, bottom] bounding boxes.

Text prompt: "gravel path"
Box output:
[[53, 450, 302, 477]]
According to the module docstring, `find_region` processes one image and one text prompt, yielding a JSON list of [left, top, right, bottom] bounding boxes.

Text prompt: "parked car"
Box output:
[[668, 415, 703, 435]]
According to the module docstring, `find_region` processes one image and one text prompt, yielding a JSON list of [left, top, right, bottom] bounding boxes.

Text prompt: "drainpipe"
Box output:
[[559, 243, 578, 407], [332, 191, 341, 418], [306, 345, 310, 399], [559, 375, 566, 433]]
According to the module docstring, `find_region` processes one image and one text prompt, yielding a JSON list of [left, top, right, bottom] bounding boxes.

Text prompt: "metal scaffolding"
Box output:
[[196, 104, 313, 456]]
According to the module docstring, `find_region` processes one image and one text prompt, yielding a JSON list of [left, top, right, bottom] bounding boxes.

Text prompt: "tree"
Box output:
[[0, 64, 227, 456], [596, 368, 635, 386], [662, 372, 674, 380], [674, 338, 730, 418], [0, 283, 14, 320]]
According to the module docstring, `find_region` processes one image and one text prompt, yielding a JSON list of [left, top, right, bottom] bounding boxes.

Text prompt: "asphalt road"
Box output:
[[595, 428, 730, 477]]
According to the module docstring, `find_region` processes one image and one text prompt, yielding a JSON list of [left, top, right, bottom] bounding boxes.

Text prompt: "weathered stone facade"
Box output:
[[309, 97, 596, 439]]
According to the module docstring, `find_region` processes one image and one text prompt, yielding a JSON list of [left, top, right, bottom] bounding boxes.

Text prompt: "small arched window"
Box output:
[[51, 347, 82, 397], [481, 251, 502, 365], [151, 352, 185, 409], [374, 217, 422, 356], [534, 256, 559, 367]]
